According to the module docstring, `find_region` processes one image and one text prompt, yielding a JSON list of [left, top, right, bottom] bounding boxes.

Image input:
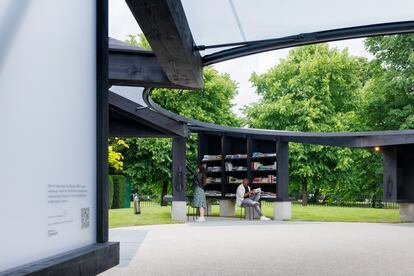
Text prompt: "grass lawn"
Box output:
[[109, 204, 181, 228], [287, 205, 399, 223], [109, 203, 400, 228]]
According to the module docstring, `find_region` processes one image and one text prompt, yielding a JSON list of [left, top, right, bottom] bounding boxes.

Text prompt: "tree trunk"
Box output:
[[302, 178, 308, 206]]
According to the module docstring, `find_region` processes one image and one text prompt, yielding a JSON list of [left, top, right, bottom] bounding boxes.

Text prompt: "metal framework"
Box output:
[[200, 21, 414, 65]]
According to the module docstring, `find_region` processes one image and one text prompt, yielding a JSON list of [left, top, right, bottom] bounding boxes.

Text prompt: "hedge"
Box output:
[[110, 175, 131, 209], [108, 175, 114, 209]]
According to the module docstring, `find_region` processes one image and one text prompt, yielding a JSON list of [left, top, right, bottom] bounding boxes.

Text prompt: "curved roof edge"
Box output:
[[143, 88, 414, 148]]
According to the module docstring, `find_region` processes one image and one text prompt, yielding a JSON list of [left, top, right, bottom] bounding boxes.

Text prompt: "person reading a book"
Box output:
[[236, 179, 270, 221]]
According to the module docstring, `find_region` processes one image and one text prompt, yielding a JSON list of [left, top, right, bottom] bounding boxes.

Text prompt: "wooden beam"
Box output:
[[109, 39, 190, 88], [125, 0, 203, 89], [108, 91, 189, 138], [109, 119, 182, 138]]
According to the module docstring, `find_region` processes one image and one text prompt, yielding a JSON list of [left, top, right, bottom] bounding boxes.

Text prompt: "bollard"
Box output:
[[133, 193, 141, 214]]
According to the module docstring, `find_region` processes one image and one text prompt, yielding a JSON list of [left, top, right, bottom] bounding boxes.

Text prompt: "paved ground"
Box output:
[[101, 218, 414, 276]]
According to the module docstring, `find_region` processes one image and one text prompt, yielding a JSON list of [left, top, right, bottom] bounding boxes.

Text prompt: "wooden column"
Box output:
[[276, 142, 289, 201], [383, 147, 397, 202], [172, 137, 187, 201]]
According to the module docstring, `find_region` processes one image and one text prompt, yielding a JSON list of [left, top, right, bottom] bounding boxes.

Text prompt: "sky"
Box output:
[[109, 0, 373, 117]]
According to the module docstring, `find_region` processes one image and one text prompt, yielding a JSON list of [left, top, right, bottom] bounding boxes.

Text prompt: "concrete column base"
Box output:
[[399, 203, 414, 222], [171, 201, 187, 222], [220, 199, 235, 217], [273, 201, 292, 220]]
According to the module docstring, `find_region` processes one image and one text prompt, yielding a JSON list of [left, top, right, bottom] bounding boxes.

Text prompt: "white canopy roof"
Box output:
[[182, 0, 414, 56]]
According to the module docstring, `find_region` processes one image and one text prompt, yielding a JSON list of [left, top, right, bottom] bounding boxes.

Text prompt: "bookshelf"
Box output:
[[198, 132, 281, 197]]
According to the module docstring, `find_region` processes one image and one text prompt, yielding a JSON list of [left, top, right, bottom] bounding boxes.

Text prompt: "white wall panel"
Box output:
[[0, 0, 96, 271]]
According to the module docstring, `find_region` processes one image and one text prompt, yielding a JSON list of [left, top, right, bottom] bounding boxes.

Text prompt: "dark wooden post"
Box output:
[[160, 180, 169, 206], [383, 147, 397, 202], [172, 137, 187, 201], [276, 142, 289, 201]]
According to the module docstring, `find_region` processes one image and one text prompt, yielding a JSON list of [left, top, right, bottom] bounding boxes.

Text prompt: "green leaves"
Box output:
[[108, 138, 129, 173], [114, 38, 241, 196], [245, 44, 378, 198], [363, 34, 414, 131], [151, 67, 241, 127]]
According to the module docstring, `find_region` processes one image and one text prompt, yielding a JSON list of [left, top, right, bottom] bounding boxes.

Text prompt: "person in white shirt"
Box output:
[[236, 179, 270, 221]]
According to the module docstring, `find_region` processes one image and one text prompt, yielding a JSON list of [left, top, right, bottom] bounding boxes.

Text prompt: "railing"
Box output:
[[290, 195, 399, 209], [136, 195, 399, 209]]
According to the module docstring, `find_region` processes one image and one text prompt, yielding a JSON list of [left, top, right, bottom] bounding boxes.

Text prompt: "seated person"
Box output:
[[236, 179, 270, 221]]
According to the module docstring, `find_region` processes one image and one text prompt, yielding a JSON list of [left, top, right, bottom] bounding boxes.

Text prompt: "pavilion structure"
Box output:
[[108, 0, 414, 222], [3, 1, 413, 274]]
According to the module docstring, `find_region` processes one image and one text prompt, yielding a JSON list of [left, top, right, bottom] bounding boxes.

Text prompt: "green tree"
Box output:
[[117, 34, 241, 197], [362, 34, 414, 130], [126, 34, 151, 50], [152, 67, 241, 127], [245, 44, 375, 204], [108, 138, 129, 174]]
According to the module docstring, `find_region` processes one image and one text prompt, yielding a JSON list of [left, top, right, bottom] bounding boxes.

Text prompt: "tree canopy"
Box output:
[[113, 34, 241, 197], [109, 33, 414, 203], [244, 44, 381, 203], [362, 35, 414, 130]]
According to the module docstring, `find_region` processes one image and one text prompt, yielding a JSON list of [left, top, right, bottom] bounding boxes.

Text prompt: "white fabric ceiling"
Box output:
[[182, 0, 414, 54]]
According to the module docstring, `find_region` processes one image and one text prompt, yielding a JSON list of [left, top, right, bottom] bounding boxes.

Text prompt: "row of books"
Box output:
[[202, 154, 222, 161], [203, 153, 276, 161], [225, 154, 247, 159], [252, 175, 276, 184], [261, 192, 277, 198], [206, 177, 276, 185], [228, 176, 243, 184], [206, 177, 221, 184], [206, 166, 222, 172], [252, 161, 277, 170], [225, 162, 247, 171], [205, 190, 222, 196], [252, 152, 276, 158]]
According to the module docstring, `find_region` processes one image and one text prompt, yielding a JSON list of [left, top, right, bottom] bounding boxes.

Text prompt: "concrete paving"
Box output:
[[101, 219, 414, 276]]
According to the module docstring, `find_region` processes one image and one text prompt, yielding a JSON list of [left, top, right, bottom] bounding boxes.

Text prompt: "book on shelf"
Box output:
[[202, 154, 222, 161], [252, 175, 276, 184], [253, 188, 261, 193], [225, 162, 233, 171]]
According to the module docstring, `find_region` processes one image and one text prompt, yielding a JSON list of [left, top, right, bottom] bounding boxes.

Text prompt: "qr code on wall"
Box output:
[[81, 208, 90, 229]]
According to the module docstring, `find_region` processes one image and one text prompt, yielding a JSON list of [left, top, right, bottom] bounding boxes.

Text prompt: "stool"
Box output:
[[240, 201, 262, 220], [239, 206, 255, 220], [187, 205, 199, 221]]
